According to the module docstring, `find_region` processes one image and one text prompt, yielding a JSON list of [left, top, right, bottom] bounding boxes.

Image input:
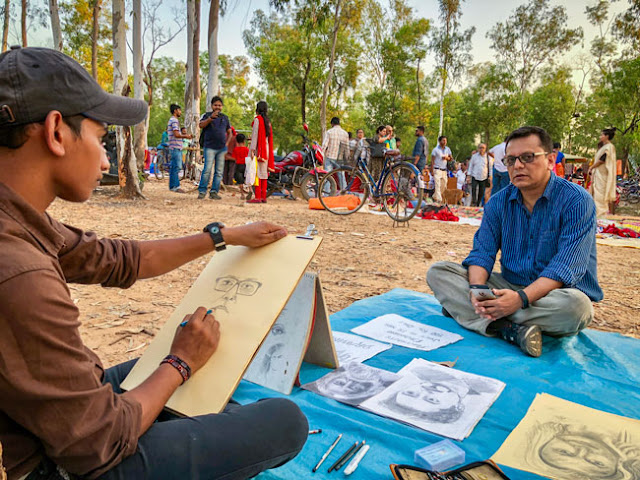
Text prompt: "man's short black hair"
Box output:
[[170, 104, 181, 114], [505, 126, 553, 153], [602, 128, 615, 140], [330, 117, 340, 126], [416, 126, 425, 133], [438, 135, 447, 142], [553, 142, 561, 149], [0, 114, 84, 149], [395, 137, 401, 143], [236, 133, 246, 143], [211, 96, 223, 105]]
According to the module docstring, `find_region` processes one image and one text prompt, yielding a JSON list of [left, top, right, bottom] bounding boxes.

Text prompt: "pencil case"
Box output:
[[390, 460, 511, 480]]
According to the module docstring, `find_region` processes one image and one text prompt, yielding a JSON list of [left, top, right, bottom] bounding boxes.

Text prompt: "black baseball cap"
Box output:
[[0, 46, 147, 127]]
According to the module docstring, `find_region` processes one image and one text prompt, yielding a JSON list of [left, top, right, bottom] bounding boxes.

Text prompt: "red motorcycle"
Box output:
[[267, 124, 336, 200]]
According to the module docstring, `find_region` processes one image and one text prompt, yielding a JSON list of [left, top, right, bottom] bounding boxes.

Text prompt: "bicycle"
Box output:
[[317, 150, 423, 222], [152, 147, 171, 180]]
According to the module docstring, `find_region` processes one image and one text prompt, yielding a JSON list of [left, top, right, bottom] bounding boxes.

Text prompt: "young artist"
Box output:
[[0, 46, 308, 480]]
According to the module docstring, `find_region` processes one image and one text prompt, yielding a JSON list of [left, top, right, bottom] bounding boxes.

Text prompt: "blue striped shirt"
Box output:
[[462, 173, 603, 301]]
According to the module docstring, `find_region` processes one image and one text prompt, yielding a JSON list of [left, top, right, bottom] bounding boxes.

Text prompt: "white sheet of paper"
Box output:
[[333, 332, 392, 365], [361, 358, 505, 440], [351, 314, 462, 351]]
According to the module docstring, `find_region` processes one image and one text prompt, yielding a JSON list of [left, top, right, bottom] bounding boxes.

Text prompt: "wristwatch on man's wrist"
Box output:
[[203, 222, 226, 252]]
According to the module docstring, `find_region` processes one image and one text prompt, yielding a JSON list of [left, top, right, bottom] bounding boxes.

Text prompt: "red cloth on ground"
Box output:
[[419, 209, 460, 222], [233, 146, 249, 165], [601, 224, 640, 238], [252, 115, 275, 170]]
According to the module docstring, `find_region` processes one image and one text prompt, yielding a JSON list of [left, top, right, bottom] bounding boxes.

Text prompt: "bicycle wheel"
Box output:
[[381, 162, 423, 222], [300, 172, 336, 200], [318, 167, 368, 215]]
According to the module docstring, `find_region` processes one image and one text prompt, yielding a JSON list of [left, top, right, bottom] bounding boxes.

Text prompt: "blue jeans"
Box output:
[[98, 360, 308, 480], [326, 158, 346, 190], [491, 168, 510, 196], [169, 149, 182, 190], [199, 147, 227, 194]]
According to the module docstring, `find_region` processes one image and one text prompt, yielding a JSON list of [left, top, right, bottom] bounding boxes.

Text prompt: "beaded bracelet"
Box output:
[[160, 354, 192, 384]]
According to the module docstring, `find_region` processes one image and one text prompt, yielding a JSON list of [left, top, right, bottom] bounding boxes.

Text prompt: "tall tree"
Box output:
[[319, 0, 342, 138], [614, 0, 640, 57], [2, 0, 10, 52], [48, 0, 63, 50], [132, 0, 146, 172], [585, 0, 617, 77], [20, 0, 26, 45], [487, 0, 583, 98], [184, 0, 200, 136], [113, 0, 143, 198], [91, 0, 101, 79], [206, 0, 228, 107], [429, 0, 475, 136]]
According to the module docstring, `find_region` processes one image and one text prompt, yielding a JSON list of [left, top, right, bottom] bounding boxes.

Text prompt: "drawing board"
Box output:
[[493, 393, 640, 480], [121, 235, 322, 416], [243, 272, 338, 394]]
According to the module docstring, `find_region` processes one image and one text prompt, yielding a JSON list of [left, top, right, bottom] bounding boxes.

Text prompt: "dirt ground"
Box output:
[[48, 180, 640, 368]]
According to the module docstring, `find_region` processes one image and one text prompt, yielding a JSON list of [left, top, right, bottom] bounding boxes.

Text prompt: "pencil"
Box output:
[[335, 441, 364, 471], [327, 441, 359, 472], [312, 433, 342, 473]]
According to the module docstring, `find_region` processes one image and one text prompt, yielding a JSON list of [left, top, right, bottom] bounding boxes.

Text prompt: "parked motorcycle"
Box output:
[[266, 124, 336, 200]]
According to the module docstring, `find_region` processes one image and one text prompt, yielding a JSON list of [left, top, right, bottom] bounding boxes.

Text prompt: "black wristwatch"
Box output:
[[203, 222, 226, 252]]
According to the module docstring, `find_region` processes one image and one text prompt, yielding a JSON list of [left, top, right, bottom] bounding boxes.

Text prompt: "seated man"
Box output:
[[427, 126, 601, 358], [0, 47, 307, 480]]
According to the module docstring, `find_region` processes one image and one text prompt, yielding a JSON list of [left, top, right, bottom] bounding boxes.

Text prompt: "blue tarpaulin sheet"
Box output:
[[233, 289, 640, 479]]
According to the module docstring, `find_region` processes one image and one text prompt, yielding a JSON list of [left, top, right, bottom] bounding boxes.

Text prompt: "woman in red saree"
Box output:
[[248, 101, 275, 203]]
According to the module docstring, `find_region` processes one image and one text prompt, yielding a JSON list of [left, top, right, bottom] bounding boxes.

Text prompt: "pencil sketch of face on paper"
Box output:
[[360, 358, 504, 440], [208, 275, 262, 318], [302, 362, 400, 407]]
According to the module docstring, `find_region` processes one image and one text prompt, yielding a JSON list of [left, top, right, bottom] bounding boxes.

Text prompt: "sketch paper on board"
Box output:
[[333, 332, 392, 365], [243, 273, 316, 394], [302, 362, 401, 407], [351, 314, 462, 351], [120, 235, 322, 417], [360, 358, 505, 440], [493, 393, 640, 480]]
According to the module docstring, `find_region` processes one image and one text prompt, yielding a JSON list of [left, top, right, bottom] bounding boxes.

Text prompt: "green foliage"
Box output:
[[526, 67, 575, 143]]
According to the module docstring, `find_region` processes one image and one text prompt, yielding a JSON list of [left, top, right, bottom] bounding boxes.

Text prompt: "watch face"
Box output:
[[211, 226, 219, 234]]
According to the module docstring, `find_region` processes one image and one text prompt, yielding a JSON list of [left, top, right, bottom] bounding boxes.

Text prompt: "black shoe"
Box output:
[[210, 192, 222, 200], [197, 192, 206, 199], [497, 321, 542, 357], [441, 307, 453, 318]]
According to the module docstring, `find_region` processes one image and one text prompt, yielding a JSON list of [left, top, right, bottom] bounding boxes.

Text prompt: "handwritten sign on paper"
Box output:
[[333, 331, 392, 365], [351, 314, 462, 351]]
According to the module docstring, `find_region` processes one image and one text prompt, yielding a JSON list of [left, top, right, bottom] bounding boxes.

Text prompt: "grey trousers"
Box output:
[[426, 261, 594, 337]]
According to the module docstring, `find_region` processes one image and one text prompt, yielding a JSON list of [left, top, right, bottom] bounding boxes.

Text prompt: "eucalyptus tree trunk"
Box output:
[[91, 0, 101, 79], [48, 0, 63, 50], [206, 0, 220, 106], [113, 0, 143, 198], [132, 0, 146, 172], [319, 0, 342, 139], [2, 0, 10, 52], [184, 0, 200, 137], [20, 0, 26, 46]]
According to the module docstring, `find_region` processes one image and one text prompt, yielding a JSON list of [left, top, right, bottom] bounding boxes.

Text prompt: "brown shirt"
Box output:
[[0, 183, 143, 480]]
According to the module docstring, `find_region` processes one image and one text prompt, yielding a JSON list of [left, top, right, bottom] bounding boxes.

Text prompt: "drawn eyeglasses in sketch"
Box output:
[[209, 275, 262, 316]]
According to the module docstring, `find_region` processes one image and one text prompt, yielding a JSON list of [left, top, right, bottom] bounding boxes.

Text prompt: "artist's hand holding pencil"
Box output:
[[221, 221, 287, 248], [171, 307, 220, 373]]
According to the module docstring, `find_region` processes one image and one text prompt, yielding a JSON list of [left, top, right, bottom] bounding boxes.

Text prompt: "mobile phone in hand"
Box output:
[[469, 284, 496, 301]]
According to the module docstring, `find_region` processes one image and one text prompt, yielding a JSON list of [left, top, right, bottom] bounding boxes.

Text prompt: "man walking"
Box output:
[[489, 139, 509, 196], [198, 96, 231, 200], [412, 125, 428, 177], [427, 126, 600, 357], [167, 104, 193, 193], [430, 135, 452, 203], [322, 117, 349, 188], [468, 143, 493, 206]]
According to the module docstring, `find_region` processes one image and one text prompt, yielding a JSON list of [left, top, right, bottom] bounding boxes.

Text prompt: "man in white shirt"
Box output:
[[456, 162, 468, 190], [468, 143, 493, 206], [431, 135, 452, 203], [488, 140, 509, 196]]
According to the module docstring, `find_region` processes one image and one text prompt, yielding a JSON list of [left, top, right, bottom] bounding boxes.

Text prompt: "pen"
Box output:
[[334, 441, 364, 471], [308, 429, 322, 435], [312, 433, 342, 473], [344, 444, 370, 475], [328, 441, 358, 472], [180, 309, 213, 327]]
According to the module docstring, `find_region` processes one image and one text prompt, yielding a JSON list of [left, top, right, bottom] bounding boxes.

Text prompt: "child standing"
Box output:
[[232, 134, 249, 189]]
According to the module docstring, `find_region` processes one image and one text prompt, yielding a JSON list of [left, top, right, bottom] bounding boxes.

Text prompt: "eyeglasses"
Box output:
[[214, 276, 261, 296], [504, 152, 549, 167]]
